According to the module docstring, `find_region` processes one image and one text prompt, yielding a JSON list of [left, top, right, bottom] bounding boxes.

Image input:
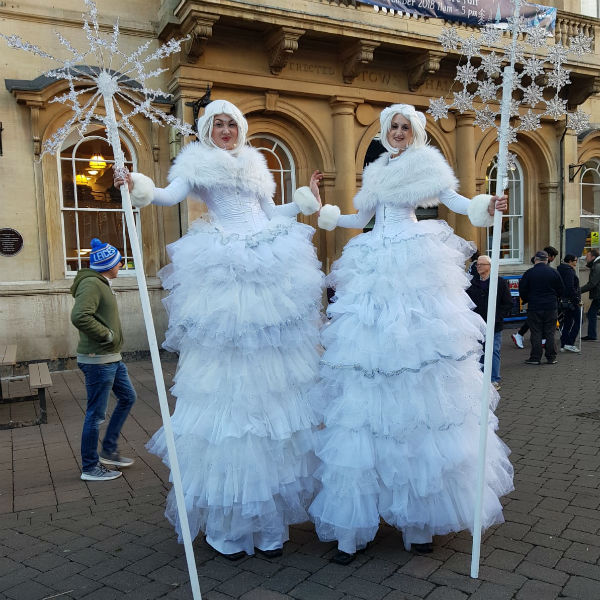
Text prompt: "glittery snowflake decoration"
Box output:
[[427, 9, 594, 139], [1, 0, 193, 159]]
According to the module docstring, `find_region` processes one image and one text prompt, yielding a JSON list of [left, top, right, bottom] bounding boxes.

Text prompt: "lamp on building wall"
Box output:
[[185, 85, 212, 135], [569, 163, 585, 182], [89, 154, 107, 170]]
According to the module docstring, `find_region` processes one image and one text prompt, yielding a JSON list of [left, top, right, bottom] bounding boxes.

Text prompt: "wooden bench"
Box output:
[[28, 362, 52, 425], [0, 349, 52, 428], [0, 344, 17, 402]]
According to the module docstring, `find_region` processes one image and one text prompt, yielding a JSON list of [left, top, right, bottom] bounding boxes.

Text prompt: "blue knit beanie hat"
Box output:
[[89, 238, 122, 272]]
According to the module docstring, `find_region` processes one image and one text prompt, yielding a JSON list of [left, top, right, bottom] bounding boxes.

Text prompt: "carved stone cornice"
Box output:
[[407, 51, 445, 92], [265, 27, 305, 75], [341, 40, 380, 84], [181, 13, 220, 63]]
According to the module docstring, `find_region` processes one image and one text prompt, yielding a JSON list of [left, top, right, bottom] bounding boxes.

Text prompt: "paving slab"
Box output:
[[1, 336, 599, 598]]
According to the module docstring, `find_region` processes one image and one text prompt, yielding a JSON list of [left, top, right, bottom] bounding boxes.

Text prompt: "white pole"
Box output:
[[102, 91, 202, 600], [470, 0, 520, 579]]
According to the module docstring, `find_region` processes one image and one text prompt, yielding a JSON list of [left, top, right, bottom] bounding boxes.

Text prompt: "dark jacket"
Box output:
[[70, 269, 123, 359], [467, 274, 513, 333], [519, 263, 565, 311], [581, 256, 600, 300], [557, 262, 581, 305]]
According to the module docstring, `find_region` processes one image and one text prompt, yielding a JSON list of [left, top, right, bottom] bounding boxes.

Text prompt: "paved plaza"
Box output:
[[1, 330, 600, 600]]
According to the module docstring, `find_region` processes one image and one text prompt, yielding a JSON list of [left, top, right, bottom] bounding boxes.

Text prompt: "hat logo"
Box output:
[[94, 248, 115, 260]]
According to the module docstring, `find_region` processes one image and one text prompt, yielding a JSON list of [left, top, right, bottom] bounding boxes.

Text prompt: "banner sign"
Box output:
[[359, 0, 556, 33]]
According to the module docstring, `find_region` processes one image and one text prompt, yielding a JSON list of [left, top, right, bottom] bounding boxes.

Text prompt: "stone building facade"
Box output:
[[1, 0, 600, 361]]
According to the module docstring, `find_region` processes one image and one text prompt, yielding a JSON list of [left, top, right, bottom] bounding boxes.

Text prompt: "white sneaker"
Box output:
[[560, 347, 566, 352], [511, 333, 524, 349], [564, 345, 581, 353]]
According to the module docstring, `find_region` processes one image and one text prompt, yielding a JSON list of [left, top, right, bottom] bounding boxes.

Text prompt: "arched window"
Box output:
[[59, 125, 139, 275], [248, 135, 296, 204], [580, 159, 600, 254], [485, 156, 524, 263]]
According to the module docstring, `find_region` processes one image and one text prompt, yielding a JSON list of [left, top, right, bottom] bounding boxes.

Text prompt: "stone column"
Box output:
[[330, 96, 360, 257], [453, 112, 478, 245], [563, 128, 581, 234], [540, 182, 560, 254], [177, 89, 211, 234]]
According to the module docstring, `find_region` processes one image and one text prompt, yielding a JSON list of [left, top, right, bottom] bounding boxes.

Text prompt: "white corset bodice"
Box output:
[[203, 186, 269, 234], [371, 203, 418, 236]]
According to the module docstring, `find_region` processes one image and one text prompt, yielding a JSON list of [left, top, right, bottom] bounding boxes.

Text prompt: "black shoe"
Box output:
[[331, 550, 356, 565], [206, 540, 247, 561], [218, 550, 246, 561], [524, 359, 541, 365], [255, 547, 283, 558], [411, 542, 434, 554], [546, 358, 558, 364], [582, 336, 597, 341]]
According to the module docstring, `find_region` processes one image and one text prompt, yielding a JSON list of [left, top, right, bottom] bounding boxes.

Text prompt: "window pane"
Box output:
[[61, 128, 137, 276], [249, 135, 295, 205], [486, 156, 523, 262], [581, 164, 600, 217]]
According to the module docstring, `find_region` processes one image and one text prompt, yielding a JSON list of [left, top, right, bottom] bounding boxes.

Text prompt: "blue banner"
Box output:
[[359, 0, 556, 33]]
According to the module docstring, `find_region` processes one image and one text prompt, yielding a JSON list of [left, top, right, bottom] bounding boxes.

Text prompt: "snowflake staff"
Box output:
[[1, 2, 203, 597], [427, 0, 592, 578]]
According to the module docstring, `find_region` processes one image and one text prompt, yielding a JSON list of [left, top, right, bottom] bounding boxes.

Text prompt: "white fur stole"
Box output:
[[354, 145, 458, 212], [168, 143, 276, 201]]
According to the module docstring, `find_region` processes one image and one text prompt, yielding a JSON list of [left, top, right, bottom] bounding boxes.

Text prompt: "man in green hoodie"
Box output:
[[71, 238, 136, 481]]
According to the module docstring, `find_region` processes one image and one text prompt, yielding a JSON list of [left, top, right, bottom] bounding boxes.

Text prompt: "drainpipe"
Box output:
[[559, 125, 567, 259]]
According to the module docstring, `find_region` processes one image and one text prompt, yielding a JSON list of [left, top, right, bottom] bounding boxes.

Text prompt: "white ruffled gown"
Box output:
[[309, 184, 514, 554], [146, 147, 323, 555]]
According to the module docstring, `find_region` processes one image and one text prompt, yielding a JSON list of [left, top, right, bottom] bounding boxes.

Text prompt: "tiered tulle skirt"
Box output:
[[309, 219, 514, 554], [147, 217, 323, 551]]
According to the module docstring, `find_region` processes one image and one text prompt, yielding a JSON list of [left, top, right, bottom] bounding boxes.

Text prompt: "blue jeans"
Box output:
[[587, 298, 600, 339], [479, 331, 503, 383], [79, 361, 136, 472]]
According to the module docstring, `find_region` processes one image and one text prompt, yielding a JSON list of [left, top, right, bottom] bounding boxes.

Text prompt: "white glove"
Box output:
[[292, 186, 320, 215], [129, 172, 155, 208], [318, 204, 341, 230], [468, 194, 494, 227]]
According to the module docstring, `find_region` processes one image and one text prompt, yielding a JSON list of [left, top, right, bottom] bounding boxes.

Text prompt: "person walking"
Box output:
[[307, 103, 513, 564], [519, 250, 564, 365], [71, 238, 136, 481], [511, 245, 558, 349], [466, 255, 513, 390], [581, 248, 600, 341], [557, 254, 582, 352]]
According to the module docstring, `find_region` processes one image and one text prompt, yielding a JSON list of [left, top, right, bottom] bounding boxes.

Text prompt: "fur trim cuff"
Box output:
[[292, 186, 320, 215], [318, 204, 341, 230], [468, 194, 494, 227], [129, 173, 155, 208]]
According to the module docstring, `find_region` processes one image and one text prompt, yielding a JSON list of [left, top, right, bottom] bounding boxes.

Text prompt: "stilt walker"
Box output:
[[427, 0, 593, 578]]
